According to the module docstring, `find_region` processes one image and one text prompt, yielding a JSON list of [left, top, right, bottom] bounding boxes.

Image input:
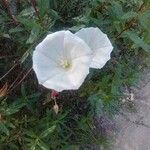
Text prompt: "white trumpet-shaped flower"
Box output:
[[75, 27, 113, 69], [32, 31, 92, 92]]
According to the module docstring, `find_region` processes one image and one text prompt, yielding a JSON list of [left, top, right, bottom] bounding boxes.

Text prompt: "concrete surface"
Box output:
[[113, 69, 150, 150]]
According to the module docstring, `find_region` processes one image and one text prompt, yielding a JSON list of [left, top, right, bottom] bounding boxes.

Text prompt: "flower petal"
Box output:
[[35, 31, 66, 62], [75, 27, 113, 69], [64, 31, 91, 60], [33, 30, 92, 92], [44, 55, 91, 92], [67, 55, 91, 88], [32, 50, 61, 84], [42, 72, 77, 92]]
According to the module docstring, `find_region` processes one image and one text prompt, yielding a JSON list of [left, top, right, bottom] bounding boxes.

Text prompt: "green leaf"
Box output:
[[17, 17, 38, 30], [88, 95, 103, 117], [25, 130, 37, 138], [73, 15, 90, 24], [0, 123, 9, 136], [126, 31, 150, 52], [69, 24, 86, 32], [30, 139, 38, 150], [9, 27, 24, 33], [38, 140, 49, 150], [111, 63, 122, 95], [138, 10, 150, 29], [0, 15, 8, 24], [37, 0, 50, 17], [26, 26, 40, 44], [111, 1, 124, 19], [19, 7, 35, 17], [48, 9, 60, 20], [121, 12, 137, 20], [5, 100, 26, 115], [49, 0, 57, 9], [39, 125, 56, 138]]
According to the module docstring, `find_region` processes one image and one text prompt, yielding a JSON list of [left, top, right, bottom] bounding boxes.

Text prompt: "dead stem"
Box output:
[[7, 71, 24, 91], [2, 0, 18, 25], [30, 0, 41, 21], [0, 63, 18, 81], [120, 112, 150, 129], [7, 68, 32, 94], [0, 55, 17, 59]]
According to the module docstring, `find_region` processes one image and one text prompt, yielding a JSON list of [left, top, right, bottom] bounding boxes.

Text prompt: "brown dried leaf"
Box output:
[[0, 83, 8, 97], [0, 113, 2, 121], [53, 103, 59, 114]]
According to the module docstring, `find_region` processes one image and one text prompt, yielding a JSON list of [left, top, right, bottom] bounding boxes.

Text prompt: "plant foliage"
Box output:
[[0, 0, 150, 149]]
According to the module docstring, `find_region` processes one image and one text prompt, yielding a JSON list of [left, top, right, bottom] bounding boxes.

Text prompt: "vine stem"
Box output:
[[115, 20, 134, 40], [115, 2, 145, 40]]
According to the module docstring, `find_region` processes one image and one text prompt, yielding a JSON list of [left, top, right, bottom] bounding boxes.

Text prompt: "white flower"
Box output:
[[75, 27, 113, 69], [32, 31, 92, 92]]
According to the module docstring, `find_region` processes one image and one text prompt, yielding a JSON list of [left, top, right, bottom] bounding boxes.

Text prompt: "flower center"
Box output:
[[60, 59, 71, 70]]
